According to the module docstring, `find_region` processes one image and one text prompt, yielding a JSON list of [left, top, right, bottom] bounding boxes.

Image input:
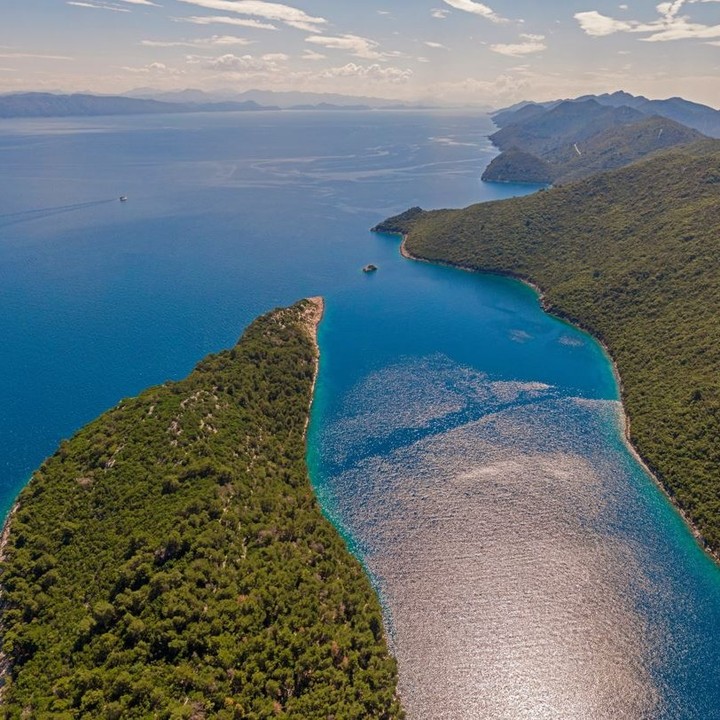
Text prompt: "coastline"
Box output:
[[299, 296, 404, 712], [0, 299, 405, 716], [397, 232, 720, 566], [300, 296, 325, 437], [0, 504, 18, 566], [0, 503, 19, 701], [0, 297, 326, 706]]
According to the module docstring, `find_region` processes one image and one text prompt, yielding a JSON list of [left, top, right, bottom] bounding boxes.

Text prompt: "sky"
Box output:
[[2, 0, 720, 106]]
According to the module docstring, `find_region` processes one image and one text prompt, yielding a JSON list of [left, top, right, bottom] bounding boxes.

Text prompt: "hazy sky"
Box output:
[[3, 0, 720, 106]]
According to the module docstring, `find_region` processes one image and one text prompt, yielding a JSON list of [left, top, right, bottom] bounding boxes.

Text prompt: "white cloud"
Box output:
[[306, 34, 385, 60], [0, 52, 74, 60], [425, 41, 446, 48], [491, 33, 546, 56], [173, 15, 277, 30], [574, 11, 634, 36], [121, 61, 184, 74], [431, 8, 449, 18], [320, 62, 413, 83], [430, 72, 530, 103], [176, 0, 326, 32], [302, 49, 326, 61], [196, 51, 289, 74], [575, 1, 720, 42], [205, 34, 253, 45], [643, 19, 720, 42], [442, 0, 508, 23], [425, 56, 720, 106], [142, 35, 253, 47], [141, 40, 191, 47], [67, 2, 131, 12], [69, 0, 162, 8]]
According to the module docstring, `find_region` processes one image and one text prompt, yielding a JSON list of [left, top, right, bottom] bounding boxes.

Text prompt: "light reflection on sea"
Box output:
[[312, 354, 716, 719]]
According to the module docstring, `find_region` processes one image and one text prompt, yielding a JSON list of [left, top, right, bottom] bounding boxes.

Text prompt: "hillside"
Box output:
[[483, 99, 705, 183], [543, 115, 705, 182], [0, 93, 277, 118], [481, 147, 553, 184], [375, 140, 720, 554], [578, 91, 720, 138], [490, 99, 645, 157], [489, 101, 546, 128], [493, 91, 720, 137], [0, 299, 403, 719]]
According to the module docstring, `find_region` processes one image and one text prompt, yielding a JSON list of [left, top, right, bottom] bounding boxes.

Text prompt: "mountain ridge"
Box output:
[[483, 96, 707, 184], [492, 91, 720, 137]]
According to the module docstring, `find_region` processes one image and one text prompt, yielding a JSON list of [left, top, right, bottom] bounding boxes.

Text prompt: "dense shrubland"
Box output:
[[0, 299, 403, 719]]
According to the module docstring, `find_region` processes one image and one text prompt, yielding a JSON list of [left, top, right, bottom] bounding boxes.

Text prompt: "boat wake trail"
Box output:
[[0, 199, 117, 228]]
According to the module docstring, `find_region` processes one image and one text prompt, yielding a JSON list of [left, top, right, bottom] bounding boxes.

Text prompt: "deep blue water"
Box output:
[[1, 110, 719, 718]]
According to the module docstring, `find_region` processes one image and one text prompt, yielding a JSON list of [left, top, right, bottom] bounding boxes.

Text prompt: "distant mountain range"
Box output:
[[0, 92, 278, 118], [0, 90, 431, 119], [492, 90, 720, 138], [123, 87, 428, 110], [483, 93, 710, 184], [576, 91, 720, 137]]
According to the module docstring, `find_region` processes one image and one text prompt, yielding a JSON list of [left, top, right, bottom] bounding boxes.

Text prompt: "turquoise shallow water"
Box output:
[[307, 256, 720, 719], [0, 110, 719, 718]]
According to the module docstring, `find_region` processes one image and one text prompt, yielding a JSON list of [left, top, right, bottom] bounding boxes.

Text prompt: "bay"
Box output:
[[0, 110, 718, 718]]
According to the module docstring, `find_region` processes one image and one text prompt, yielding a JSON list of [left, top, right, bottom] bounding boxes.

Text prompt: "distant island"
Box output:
[[0, 92, 279, 119], [0, 299, 404, 718], [0, 90, 434, 119], [124, 87, 439, 111], [375, 138, 720, 557], [482, 92, 716, 184]]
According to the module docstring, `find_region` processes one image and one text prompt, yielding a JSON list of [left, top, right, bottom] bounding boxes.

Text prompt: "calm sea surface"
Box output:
[[0, 110, 718, 718]]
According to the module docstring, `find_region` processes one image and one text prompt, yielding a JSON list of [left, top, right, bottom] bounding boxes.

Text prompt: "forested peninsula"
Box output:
[[0, 299, 403, 719], [375, 140, 720, 555]]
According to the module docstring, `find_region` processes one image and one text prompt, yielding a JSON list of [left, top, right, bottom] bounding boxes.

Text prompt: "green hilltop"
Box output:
[[0, 299, 403, 720], [376, 140, 720, 554], [480, 148, 553, 185]]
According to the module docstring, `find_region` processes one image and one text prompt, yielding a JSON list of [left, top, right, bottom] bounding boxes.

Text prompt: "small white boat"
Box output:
[[119, 196, 128, 202]]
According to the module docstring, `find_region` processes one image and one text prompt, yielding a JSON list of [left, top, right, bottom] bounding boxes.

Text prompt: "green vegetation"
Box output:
[[376, 140, 720, 554], [490, 99, 645, 157], [0, 299, 403, 719], [540, 116, 705, 182], [481, 148, 553, 184], [484, 99, 705, 183]]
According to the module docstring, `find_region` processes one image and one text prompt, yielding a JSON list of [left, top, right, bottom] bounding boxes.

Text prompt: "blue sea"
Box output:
[[1, 110, 719, 719]]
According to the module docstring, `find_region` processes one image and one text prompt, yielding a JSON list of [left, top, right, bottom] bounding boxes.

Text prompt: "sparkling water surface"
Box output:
[[1, 110, 719, 718]]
